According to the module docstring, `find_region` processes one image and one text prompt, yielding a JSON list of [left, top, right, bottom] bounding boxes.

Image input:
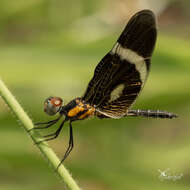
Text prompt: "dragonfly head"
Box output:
[[44, 96, 63, 116]]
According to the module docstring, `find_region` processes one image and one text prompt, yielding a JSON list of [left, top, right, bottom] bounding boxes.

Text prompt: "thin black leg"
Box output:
[[35, 118, 60, 126], [127, 109, 178, 119], [35, 118, 66, 144], [57, 121, 74, 169], [29, 115, 62, 132]]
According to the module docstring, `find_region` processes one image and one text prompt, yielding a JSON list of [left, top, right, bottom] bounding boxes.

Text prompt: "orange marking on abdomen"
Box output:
[[68, 106, 85, 117], [78, 107, 95, 119]]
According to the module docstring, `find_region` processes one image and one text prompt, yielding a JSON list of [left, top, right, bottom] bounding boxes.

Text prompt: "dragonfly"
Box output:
[[32, 9, 177, 168]]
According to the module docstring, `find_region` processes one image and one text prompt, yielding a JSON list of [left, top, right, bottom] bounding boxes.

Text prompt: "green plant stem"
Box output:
[[0, 79, 81, 190]]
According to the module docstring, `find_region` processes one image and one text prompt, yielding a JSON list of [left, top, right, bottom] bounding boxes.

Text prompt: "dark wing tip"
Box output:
[[136, 9, 156, 27], [134, 9, 156, 21], [126, 9, 156, 29], [117, 9, 157, 58], [136, 9, 156, 16]]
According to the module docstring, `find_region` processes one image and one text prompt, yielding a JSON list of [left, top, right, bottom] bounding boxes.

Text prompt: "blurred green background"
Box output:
[[0, 0, 190, 190]]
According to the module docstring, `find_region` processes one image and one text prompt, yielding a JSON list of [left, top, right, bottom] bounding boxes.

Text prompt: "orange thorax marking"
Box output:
[[67, 106, 84, 117], [67, 101, 95, 119], [78, 107, 95, 119]]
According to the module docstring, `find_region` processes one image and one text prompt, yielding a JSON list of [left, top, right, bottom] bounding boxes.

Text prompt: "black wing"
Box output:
[[82, 9, 157, 118]]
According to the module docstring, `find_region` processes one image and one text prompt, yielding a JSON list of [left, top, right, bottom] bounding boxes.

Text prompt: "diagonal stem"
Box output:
[[0, 79, 81, 190]]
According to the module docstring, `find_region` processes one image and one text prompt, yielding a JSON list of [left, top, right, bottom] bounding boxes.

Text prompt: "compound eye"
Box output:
[[44, 97, 63, 116]]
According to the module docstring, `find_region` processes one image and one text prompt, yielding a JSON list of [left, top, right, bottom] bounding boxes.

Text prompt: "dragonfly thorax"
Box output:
[[60, 98, 95, 120]]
